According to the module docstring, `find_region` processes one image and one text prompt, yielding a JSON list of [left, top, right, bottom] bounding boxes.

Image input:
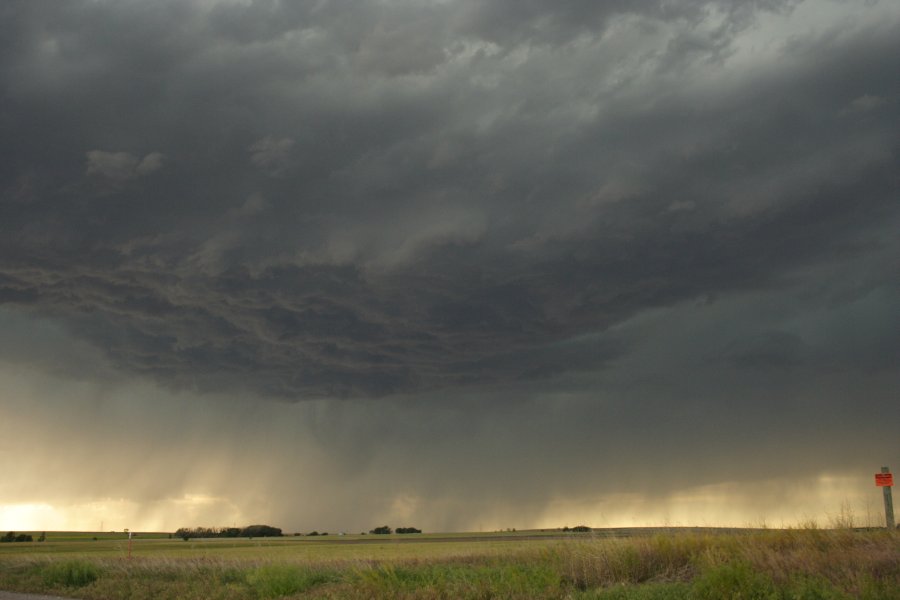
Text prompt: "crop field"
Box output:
[[0, 528, 897, 599]]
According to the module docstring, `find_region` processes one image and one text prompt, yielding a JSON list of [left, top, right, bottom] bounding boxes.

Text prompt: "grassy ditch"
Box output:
[[0, 529, 896, 599]]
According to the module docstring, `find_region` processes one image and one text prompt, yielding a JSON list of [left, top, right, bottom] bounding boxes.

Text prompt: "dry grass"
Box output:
[[549, 528, 898, 597], [0, 529, 896, 599]]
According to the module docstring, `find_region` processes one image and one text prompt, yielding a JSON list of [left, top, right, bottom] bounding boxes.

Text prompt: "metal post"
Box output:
[[882, 467, 895, 529]]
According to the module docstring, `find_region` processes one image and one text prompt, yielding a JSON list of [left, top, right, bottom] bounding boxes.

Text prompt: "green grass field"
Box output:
[[0, 528, 897, 599]]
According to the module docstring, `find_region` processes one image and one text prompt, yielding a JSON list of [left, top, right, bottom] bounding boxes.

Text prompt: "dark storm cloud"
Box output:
[[1, 0, 898, 401]]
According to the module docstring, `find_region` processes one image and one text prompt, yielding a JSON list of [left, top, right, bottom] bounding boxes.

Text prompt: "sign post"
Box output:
[[875, 467, 894, 529]]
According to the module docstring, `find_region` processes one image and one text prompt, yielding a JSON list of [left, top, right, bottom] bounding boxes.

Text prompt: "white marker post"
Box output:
[[875, 467, 894, 529], [125, 528, 133, 560]]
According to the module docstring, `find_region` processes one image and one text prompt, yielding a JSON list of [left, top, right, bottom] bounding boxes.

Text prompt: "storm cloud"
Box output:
[[1, 0, 898, 532]]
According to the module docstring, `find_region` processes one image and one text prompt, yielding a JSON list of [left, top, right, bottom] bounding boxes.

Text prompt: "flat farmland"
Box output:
[[0, 528, 701, 561], [0, 532, 563, 562], [0, 528, 897, 599]]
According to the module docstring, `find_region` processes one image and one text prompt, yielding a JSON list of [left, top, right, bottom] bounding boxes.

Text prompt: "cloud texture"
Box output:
[[1, 0, 898, 531]]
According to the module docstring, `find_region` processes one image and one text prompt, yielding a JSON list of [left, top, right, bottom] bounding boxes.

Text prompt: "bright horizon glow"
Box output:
[[2, 476, 888, 533]]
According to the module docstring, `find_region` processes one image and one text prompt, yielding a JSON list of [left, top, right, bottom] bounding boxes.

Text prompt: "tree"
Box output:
[[175, 524, 282, 540], [369, 525, 392, 535], [396, 527, 421, 534], [241, 525, 282, 538]]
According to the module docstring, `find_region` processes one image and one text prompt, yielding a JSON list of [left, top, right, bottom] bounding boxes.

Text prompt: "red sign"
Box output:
[[875, 473, 893, 487]]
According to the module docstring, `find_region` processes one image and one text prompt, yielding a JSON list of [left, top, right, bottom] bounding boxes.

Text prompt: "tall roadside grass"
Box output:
[[246, 563, 340, 598], [40, 559, 102, 587], [549, 528, 898, 600], [0, 529, 895, 599]]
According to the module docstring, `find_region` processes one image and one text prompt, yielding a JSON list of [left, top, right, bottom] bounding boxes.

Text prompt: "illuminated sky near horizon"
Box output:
[[1, 0, 898, 534]]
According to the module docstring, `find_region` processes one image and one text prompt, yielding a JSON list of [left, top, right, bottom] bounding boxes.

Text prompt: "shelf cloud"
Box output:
[[1, 0, 897, 533]]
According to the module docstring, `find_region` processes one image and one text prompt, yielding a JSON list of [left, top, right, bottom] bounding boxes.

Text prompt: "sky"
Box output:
[[1, 0, 898, 534]]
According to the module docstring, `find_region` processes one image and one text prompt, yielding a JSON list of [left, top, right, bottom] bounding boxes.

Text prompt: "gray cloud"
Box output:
[[249, 136, 294, 175], [1, 0, 897, 401], [1, 0, 899, 530], [86, 150, 164, 180]]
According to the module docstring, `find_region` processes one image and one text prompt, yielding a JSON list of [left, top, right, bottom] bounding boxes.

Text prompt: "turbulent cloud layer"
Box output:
[[1, 0, 898, 531]]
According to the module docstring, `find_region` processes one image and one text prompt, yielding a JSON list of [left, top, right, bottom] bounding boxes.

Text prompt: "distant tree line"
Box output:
[[562, 525, 592, 532], [369, 526, 422, 534], [1, 532, 33, 542], [174, 525, 282, 540]]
